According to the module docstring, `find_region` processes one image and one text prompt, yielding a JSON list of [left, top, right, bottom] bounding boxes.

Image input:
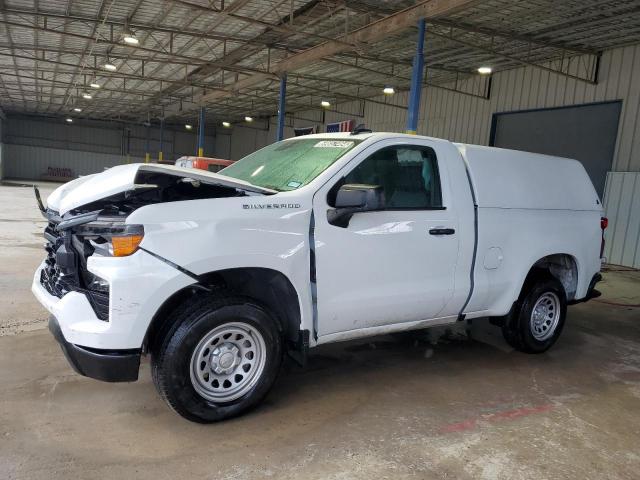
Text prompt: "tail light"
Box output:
[[600, 217, 608, 258]]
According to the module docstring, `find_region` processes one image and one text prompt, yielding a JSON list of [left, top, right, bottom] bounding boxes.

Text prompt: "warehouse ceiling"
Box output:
[[1, 0, 640, 126]]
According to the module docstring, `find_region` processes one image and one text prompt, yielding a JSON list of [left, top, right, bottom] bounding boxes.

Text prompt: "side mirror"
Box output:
[[327, 184, 385, 227]]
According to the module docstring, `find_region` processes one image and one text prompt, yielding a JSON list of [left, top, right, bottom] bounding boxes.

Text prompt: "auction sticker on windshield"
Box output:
[[314, 141, 354, 148]]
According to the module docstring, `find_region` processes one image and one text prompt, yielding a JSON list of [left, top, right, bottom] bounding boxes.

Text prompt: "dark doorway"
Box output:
[[489, 101, 622, 197]]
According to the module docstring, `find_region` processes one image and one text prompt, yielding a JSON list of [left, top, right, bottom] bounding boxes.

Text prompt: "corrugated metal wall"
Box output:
[[604, 172, 640, 268], [0, 116, 4, 179], [3, 144, 142, 179], [1, 115, 221, 180]]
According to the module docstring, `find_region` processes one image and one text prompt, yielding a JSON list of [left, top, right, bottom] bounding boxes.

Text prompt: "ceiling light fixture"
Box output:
[[104, 62, 117, 71], [383, 86, 395, 95], [65, 118, 73, 123], [321, 100, 331, 108], [90, 83, 100, 89], [244, 116, 253, 122], [73, 107, 82, 112], [185, 124, 193, 130], [477, 66, 492, 75], [82, 93, 92, 99], [123, 34, 139, 45], [222, 121, 231, 128]]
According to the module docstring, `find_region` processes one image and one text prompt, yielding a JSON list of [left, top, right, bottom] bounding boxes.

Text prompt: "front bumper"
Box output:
[[49, 315, 140, 382], [32, 249, 194, 350]]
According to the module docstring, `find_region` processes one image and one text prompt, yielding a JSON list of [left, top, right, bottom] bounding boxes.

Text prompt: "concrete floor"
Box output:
[[1, 182, 639, 480]]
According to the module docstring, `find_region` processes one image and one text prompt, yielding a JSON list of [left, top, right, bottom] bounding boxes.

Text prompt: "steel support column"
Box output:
[[276, 74, 287, 141], [159, 118, 164, 162], [197, 106, 205, 156], [406, 18, 426, 134], [145, 123, 150, 163]]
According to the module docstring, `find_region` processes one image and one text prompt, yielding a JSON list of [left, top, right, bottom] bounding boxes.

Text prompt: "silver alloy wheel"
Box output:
[[190, 322, 267, 403], [530, 292, 561, 341]]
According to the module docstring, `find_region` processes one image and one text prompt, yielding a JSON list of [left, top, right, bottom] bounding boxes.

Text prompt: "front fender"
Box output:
[[127, 195, 314, 335]]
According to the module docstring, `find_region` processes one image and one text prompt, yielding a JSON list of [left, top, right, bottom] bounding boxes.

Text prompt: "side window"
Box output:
[[339, 145, 442, 209]]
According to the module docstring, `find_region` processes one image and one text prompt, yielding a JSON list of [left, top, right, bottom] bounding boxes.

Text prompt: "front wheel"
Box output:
[[502, 276, 567, 353], [151, 295, 283, 423]]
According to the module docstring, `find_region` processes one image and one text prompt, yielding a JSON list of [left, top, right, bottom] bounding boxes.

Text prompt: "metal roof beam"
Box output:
[[0, 9, 26, 109], [0, 53, 225, 90], [0, 72, 185, 99], [427, 19, 599, 56], [198, 0, 480, 106], [0, 43, 198, 65], [0, 19, 271, 76], [429, 30, 599, 84], [334, 51, 477, 76], [169, 0, 356, 47], [137, 0, 334, 111], [0, 7, 295, 50], [339, 2, 600, 57], [308, 57, 489, 100]]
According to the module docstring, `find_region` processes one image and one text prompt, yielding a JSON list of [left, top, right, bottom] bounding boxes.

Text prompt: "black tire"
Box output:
[[502, 275, 567, 354], [151, 294, 283, 423]]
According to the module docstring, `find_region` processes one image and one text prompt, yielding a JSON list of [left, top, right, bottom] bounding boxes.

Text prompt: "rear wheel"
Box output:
[[502, 275, 567, 353], [151, 295, 283, 423]]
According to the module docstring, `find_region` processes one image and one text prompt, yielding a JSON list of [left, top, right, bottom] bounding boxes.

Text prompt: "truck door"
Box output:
[[312, 139, 460, 337]]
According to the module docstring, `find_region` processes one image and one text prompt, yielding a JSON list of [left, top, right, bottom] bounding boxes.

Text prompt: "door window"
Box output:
[[333, 145, 442, 209]]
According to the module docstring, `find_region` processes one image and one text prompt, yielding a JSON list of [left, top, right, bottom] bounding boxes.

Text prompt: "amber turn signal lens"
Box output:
[[111, 235, 144, 257]]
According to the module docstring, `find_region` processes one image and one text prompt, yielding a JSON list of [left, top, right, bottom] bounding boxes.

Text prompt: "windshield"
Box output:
[[220, 138, 361, 191]]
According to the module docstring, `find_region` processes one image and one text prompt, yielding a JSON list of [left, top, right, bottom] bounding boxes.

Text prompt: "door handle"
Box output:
[[429, 228, 455, 236]]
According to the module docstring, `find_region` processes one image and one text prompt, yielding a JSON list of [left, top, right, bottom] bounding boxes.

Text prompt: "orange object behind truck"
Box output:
[[175, 156, 234, 173]]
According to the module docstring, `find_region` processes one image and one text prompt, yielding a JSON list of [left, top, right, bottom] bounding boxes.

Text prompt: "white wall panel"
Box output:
[[604, 172, 640, 268], [0, 116, 4, 179], [3, 116, 220, 168], [3, 144, 142, 180]]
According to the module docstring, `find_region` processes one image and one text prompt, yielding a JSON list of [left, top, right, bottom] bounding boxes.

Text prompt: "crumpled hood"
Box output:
[[46, 163, 274, 215]]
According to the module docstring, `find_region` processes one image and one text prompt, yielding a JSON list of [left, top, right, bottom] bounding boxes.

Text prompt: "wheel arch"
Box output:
[[519, 253, 579, 302], [144, 267, 303, 353]]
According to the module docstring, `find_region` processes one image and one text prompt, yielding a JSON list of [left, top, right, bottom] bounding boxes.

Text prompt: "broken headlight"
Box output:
[[75, 221, 145, 258]]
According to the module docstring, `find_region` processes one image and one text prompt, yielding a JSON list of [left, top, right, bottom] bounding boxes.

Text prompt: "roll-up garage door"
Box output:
[[489, 101, 622, 197]]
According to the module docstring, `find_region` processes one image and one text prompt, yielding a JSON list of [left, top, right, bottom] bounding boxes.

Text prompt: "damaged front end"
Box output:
[[38, 207, 145, 321], [35, 163, 272, 322], [39, 208, 111, 320]]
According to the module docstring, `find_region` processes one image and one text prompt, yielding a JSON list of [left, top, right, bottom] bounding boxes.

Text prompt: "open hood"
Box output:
[[46, 163, 275, 215]]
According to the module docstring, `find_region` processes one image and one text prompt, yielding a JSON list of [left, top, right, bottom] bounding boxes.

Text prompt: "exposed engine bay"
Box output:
[[36, 169, 265, 321], [68, 170, 255, 218]]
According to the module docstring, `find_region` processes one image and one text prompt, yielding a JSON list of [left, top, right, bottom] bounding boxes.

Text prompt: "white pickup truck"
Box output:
[[32, 132, 605, 422]]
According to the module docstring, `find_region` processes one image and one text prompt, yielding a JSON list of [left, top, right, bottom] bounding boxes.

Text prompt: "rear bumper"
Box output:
[[49, 316, 140, 382], [569, 273, 602, 305]]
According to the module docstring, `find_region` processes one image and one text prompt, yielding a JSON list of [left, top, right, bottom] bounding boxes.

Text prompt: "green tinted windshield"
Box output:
[[220, 138, 361, 191]]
